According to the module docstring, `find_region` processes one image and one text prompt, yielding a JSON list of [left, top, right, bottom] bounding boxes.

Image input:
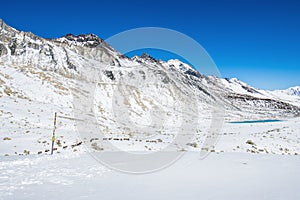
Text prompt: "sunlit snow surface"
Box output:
[[1, 152, 300, 200]]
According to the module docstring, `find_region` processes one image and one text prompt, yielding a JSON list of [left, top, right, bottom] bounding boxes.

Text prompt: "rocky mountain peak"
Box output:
[[54, 33, 105, 48], [0, 18, 18, 34], [132, 52, 159, 64], [140, 52, 152, 59], [64, 33, 103, 43]]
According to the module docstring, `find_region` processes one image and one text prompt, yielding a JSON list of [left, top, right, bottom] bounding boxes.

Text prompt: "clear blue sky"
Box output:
[[1, 0, 299, 90]]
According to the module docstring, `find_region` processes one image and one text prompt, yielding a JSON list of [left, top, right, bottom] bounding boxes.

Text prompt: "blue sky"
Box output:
[[1, 0, 299, 90]]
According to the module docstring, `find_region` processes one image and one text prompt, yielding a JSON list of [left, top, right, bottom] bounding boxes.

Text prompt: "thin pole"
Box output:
[[51, 112, 57, 155]]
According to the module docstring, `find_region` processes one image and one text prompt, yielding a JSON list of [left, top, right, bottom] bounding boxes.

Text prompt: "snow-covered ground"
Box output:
[[217, 118, 300, 155], [1, 152, 300, 200], [1, 112, 300, 199]]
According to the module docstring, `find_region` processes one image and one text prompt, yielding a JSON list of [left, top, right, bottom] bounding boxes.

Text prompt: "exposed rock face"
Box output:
[[62, 33, 104, 47], [0, 43, 7, 56], [0, 19, 125, 77], [52, 33, 123, 67]]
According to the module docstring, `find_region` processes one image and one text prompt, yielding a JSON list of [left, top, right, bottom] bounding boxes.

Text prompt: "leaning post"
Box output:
[[51, 112, 57, 155]]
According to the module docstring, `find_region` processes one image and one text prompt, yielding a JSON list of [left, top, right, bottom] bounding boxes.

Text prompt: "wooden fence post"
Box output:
[[51, 112, 57, 155]]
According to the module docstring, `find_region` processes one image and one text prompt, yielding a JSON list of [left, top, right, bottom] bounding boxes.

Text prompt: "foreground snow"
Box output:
[[1, 152, 300, 200]]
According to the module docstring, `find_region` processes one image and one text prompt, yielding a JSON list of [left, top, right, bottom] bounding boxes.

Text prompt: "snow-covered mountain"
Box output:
[[0, 19, 300, 158], [273, 86, 300, 97], [288, 86, 300, 96]]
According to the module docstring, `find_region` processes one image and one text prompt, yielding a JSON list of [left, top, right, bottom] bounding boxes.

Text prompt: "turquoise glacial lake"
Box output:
[[229, 119, 283, 124]]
